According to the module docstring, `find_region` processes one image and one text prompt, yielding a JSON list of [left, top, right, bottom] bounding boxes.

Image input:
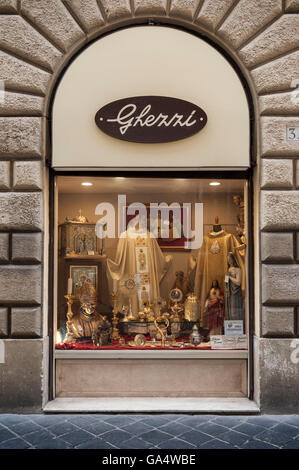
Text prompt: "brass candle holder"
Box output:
[[64, 293, 76, 344], [111, 292, 120, 341]]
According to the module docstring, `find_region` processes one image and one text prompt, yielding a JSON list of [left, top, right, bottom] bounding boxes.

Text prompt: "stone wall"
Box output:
[[0, 0, 298, 412]]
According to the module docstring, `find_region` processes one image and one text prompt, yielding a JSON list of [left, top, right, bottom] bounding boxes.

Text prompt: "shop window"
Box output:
[[55, 176, 248, 352]]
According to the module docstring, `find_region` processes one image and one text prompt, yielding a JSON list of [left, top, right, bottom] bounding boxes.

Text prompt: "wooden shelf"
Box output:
[[64, 255, 107, 260]]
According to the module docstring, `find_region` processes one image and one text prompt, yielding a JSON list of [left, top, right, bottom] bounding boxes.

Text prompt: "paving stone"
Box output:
[[218, 430, 249, 446], [178, 429, 212, 446], [100, 0, 132, 22], [47, 421, 79, 436], [122, 421, 154, 436], [137, 416, 170, 427], [234, 422, 273, 437], [79, 421, 116, 436], [283, 416, 299, 427], [101, 429, 133, 446], [134, 0, 167, 16], [197, 422, 228, 437], [138, 429, 173, 445], [34, 437, 72, 449], [271, 422, 299, 439], [0, 50, 51, 95], [246, 416, 279, 428], [212, 416, 243, 428], [199, 438, 235, 449], [63, 0, 105, 32], [241, 439, 279, 449], [282, 438, 299, 449], [240, 15, 299, 68], [0, 427, 16, 442], [60, 429, 95, 446], [0, 16, 62, 71], [18, 429, 54, 446], [0, 414, 31, 426], [176, 415, 211, 427], [219, 0, 281, 49], [196, 0, 234, 31], [170, 0, 200, 20], [158, 421, 193, 436], [76, 437, 117, 449], [102, 415, 136, 427], [157, 437, 197, 449], [255, 428, 292, 446], [10, 421, 42, 436], [30, 414, 66, 427], [21, 0, 84, 52], [118, 437, 153, 449], [0, 438, 31, 449], [66, 414, 100, 426]]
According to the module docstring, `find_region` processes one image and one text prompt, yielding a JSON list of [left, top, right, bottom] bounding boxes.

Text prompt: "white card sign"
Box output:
[[210, 335, 247, 350], [224, 320, 244, 336]]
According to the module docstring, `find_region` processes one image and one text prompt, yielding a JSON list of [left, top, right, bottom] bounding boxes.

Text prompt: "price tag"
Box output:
[[286, 126, 299, 141]]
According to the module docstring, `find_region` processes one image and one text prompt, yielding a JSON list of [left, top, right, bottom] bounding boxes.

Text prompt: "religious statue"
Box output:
[[68, 302, 104, 339], [203, 280, 225, 336], [233, 194, 247, 258], [224, 252, 245, 325]]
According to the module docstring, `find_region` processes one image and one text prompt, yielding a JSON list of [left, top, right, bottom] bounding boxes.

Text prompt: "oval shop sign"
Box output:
[[95, 96, 207, 144]]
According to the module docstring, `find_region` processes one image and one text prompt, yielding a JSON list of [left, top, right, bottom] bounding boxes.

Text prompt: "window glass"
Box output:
[[55, 176, 248, 352]]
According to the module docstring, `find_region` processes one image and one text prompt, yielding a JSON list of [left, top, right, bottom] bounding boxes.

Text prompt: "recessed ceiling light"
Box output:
[[209, 181, 221, 186], [81, 182, 93, 186]]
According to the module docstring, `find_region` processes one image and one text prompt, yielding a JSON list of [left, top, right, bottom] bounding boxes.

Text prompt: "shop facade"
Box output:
[[0, 0, 298, 413]]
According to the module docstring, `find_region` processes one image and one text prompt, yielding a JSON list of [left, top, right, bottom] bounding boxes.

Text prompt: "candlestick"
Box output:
[[112, 278, 118, 293], [111, 292, 120, 341], [64, 293, 76, 344]]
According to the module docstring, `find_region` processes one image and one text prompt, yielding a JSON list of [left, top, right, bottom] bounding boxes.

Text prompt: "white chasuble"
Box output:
[[192, 230, 245, 327], [107, 229, 172, 313]]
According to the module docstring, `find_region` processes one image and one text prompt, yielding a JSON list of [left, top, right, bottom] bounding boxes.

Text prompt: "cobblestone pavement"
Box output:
[[0, 414, 299, 449]]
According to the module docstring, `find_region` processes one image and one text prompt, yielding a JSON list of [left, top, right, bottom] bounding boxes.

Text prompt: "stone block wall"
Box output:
[[0, 0, 298, 412]]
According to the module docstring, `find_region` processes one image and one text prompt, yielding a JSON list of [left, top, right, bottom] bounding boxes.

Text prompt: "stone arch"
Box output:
[[0, 1, 298, 412]]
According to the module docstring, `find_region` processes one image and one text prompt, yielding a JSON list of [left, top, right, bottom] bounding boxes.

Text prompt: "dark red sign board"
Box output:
[[95, 96, 207, 143]]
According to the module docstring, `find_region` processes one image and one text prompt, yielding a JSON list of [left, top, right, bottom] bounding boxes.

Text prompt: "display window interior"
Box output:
[[55, 176, 248, 352]]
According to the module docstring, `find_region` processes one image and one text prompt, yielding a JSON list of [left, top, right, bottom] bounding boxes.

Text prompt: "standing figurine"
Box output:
[[204, 280, 224, 335], [225, 252, 245, 325]]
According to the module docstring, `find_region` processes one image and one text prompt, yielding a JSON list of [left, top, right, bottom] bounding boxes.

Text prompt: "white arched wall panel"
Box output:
[[52, 26, 250, 170]]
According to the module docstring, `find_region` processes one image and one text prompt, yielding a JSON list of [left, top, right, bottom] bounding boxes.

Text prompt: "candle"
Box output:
[[113, 279, 118, 293], [67, 278, 72, 294]]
